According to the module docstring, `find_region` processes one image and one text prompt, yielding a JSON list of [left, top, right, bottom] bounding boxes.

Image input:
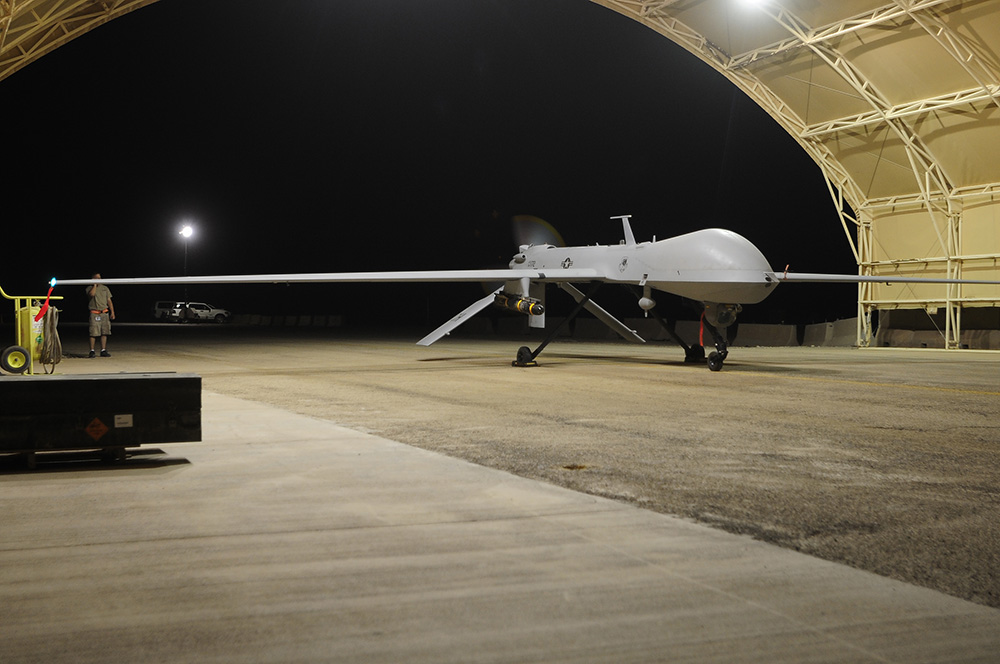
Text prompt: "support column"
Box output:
[[857, 213, 875, 347], [944, 206, 963, 349]]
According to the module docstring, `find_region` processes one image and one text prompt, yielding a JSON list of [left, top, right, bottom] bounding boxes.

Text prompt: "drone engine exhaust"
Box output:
[[494, 292, 544, 316]]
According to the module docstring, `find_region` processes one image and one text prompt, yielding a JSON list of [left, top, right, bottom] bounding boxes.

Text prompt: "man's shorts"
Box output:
[[89, 312, 112, 337]]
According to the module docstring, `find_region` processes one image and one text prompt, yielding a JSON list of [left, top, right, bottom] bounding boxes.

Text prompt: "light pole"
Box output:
[[179, 224, 194, 302]]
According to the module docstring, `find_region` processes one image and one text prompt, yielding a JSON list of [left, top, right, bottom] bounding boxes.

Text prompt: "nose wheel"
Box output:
[[707, 350, 727, 372]]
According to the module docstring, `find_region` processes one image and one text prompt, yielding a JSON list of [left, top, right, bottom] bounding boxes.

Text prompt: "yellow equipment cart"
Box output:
[[1, 282, 62, 375]]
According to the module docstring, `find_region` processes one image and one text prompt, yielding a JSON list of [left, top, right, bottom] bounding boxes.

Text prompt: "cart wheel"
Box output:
[[1, 346, 30, 374]]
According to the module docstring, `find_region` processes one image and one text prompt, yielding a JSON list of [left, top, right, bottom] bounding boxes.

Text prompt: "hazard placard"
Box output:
[[85, 418, 109, 442]]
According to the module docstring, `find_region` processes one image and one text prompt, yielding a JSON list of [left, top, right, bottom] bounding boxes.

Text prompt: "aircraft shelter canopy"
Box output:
[[596, 0, 1000, 346]]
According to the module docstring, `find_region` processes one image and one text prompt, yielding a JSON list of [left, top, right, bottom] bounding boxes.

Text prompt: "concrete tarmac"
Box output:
[[2, 326, 999, 662]]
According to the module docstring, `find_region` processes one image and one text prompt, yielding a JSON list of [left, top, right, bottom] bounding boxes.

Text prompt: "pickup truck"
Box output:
[[171, 302, 232, 323]]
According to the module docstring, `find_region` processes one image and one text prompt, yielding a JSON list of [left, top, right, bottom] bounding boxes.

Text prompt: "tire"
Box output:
[[707, 351, 724, 372], [1, 345, 31, 374], [214, 314, 227, 324], [684, 344, 706, 363], [515, 346, 535, 366]]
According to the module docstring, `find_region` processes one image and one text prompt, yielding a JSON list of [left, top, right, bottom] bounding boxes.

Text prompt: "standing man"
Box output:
[[86, 273, 115, 357]]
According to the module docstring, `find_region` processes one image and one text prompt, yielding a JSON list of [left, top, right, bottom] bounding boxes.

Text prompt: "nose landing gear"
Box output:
[[701, 303, 739, 372], [626, 287, 739, 371]]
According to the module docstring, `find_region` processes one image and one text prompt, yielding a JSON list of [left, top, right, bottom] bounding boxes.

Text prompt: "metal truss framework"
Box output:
[[0, 0, 158, 83], [594, 0, 1000, 349]]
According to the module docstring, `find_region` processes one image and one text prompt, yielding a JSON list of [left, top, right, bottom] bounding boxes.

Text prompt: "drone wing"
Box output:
[[54, 268, 607, 346], [772, 272, 1000, 285], [54, 268, 602, 287]]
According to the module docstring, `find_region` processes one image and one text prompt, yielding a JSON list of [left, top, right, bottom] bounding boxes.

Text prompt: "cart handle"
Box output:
[[0, 282, 65, 308]]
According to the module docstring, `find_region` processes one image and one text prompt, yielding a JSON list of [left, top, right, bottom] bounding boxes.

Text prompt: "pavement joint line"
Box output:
[[0, 507, 630, 557]]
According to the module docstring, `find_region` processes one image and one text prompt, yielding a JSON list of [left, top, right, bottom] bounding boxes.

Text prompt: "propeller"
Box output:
[[477, 215, 565, 296], [511, 214, 564, 248]]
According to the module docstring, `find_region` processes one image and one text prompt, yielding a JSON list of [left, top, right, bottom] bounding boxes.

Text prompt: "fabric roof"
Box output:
[[594, 0, 1000, 212]]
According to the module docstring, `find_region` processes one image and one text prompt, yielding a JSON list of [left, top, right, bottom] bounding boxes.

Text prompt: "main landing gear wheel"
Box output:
[[513, 345, 537, 367], [707, 351, 725, 372], [1, 345, 30, 374], [684, 344, 706, 363]]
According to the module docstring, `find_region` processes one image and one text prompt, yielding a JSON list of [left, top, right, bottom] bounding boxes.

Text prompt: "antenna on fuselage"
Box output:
[[611, 215, 636, 246]]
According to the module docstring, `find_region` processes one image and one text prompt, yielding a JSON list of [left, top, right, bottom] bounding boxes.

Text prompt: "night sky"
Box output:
[[4, 0, 857, 326]]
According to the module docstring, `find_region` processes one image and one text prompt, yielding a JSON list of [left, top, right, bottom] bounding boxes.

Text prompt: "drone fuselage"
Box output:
[[512, 228, 777, 305]]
